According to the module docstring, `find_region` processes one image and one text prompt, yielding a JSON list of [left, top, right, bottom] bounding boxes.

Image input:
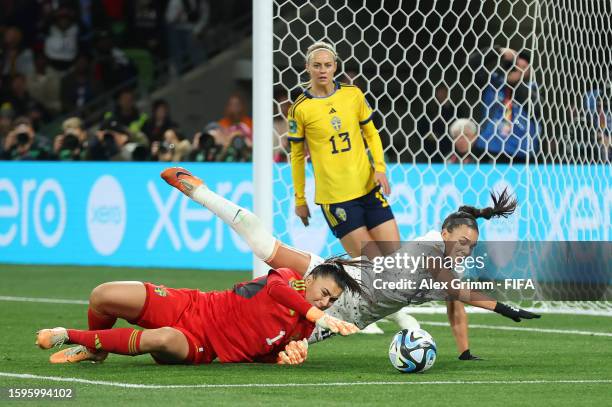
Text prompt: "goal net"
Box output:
[[270, 0, 611, 315]]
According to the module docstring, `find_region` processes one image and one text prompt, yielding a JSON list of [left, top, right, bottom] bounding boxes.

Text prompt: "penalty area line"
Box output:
[[0, 373, 611, 389]]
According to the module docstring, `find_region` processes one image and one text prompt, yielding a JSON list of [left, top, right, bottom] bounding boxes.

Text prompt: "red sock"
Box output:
[[67, 328, 142, 355], [88, 308, 117, 330]]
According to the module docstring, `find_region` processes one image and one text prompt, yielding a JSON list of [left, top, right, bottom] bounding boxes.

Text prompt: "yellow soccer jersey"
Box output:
[[288, 82, 386, 204]]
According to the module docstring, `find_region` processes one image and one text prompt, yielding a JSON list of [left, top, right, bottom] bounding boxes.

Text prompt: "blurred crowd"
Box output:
[[1, 88, 254, 162], [0, 0, 254, 162]]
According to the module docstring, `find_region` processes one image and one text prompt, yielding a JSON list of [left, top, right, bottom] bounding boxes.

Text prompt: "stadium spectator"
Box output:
[[88, 118, 131, 161], [104, 88, 147, 135], [93, 30, 136, 90], [0, 102, 15, 154], [26, 53, 61, 114], [583, 83, 612, 163], [451, 46, 540, 163], [60, 53, 100, 113], [43, 7, 80, 72], [0, 26, 34, 78], [51, 117, 89, 161], [417, 83, 455, 162], [218, 92, 252, 146], [2, 74, 48, 122], [1, 116, 49, 160], [218, 130, 252, 162], [446, 118, 479, 164], [273, 90, 290, 162], [161, 127, 192, 161], [142, 99, 176, 144], [125, 0, 167, 53], [165, 0, 209, 76], [189, 129, 224, 162]]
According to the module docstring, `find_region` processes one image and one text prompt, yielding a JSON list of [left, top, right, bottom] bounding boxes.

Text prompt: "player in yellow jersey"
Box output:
[[287, 42, 483, 359], [288, 41, 398, 259]]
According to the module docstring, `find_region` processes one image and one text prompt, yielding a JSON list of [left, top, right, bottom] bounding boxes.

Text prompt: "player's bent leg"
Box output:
[[339, 226, 377, 258], [89, 281, 147, 322], [266, 242, 313, 276], [143, 327, 191, 364], [367, 219, 401, 256]]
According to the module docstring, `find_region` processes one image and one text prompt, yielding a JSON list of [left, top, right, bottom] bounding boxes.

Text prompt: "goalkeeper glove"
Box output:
[[494, 302, 541, 322], [458, 349, 482, 361], [306, 307, 360, 336], [277, 339, 308, 365]]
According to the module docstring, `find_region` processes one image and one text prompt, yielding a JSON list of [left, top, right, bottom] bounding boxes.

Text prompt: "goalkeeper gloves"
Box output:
[[458, 349, 482, 361], [494, 302, 541, 322], [277, 339, 309, 365], [306, 307, 360, 336]]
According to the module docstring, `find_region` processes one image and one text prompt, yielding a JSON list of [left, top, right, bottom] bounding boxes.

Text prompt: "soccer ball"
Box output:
[[388, 328, 437, 373]]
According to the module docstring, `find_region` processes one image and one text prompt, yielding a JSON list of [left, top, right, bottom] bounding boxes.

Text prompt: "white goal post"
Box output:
[[253, 0, 611, 314]]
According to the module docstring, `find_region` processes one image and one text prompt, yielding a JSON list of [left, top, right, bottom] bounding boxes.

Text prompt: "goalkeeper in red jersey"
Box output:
[[36, 211, 364, 365]]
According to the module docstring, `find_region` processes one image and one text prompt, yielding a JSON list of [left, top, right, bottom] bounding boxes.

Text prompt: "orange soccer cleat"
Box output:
[[161, 167, 204, 197], [36, 327, 68, 349], [49, 346, 108, 364]]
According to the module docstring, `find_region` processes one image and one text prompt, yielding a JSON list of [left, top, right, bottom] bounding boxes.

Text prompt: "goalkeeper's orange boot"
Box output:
[[161, 167, 204, 197], [36, 327, 68, 349], [49, 346, 108, 364]]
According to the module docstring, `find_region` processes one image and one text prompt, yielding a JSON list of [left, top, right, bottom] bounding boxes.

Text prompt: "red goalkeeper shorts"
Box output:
[[129, 282, 216, 365]]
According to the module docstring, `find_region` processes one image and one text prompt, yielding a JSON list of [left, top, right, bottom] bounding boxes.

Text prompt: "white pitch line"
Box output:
[[1, 295, 611, 337], [0, 373, 610, 389], [0, 296, 88, 305], [420, 321, 612, 337]]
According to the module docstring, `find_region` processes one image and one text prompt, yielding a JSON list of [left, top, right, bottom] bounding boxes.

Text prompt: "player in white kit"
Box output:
[[162, 167, 541, 361]]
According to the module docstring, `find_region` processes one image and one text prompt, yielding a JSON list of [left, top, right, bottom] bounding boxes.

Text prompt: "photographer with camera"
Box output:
[[449, 46, 540, 163], [51, 117, 89, 161], [189, 123, 225, 162], [218, 130, 252, 162], [88, 119, 132, 161], [1, 116, 49, 160], [150, 128, 191, 162]]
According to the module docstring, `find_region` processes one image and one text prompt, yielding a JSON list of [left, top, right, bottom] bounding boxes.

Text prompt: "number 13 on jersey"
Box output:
[[329, 132, 351, 154]]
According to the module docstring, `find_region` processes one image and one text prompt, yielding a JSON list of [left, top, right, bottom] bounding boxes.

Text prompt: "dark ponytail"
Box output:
[[310, 256, 369, 298], [442, 188, 518, 232]]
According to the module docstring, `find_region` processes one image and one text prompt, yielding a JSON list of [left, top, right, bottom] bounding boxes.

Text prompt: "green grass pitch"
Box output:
[[0, 264, 610, 406]]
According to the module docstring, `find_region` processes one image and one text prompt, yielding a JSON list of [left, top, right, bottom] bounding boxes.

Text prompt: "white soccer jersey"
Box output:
[[307, 231, 448, 342]]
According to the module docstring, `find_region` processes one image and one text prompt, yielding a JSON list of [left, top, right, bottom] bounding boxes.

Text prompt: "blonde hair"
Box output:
[[305, 41, 339, 64]]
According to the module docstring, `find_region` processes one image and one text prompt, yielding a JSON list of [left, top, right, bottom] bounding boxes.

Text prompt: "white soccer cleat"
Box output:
[[393, 311, 421, 330], [359, 322, 384, 334]]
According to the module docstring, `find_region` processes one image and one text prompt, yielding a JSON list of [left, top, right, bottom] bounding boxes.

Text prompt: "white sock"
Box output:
[[191, 185, 277, 261]]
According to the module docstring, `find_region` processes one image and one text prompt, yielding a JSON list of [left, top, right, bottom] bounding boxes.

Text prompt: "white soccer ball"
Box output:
[[388, 328, 437, 373]]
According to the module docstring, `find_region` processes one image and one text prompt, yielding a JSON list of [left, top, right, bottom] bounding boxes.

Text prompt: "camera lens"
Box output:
[[16, 132, 30, 145]]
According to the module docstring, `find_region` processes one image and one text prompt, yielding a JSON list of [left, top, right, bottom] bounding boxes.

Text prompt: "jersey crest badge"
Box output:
[[290, 279, 306, 291], [330, 116, 342, 131], [154, 286, 168, 297], [288, 119, 298, 134], [335, 207, 347, 222]]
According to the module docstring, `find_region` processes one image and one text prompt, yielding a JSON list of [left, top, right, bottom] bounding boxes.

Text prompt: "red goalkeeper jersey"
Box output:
[[199, 268, 315, 363]]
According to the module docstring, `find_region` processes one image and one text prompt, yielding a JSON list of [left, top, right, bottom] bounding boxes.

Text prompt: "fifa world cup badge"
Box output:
[[288, 119, 298, 134]]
